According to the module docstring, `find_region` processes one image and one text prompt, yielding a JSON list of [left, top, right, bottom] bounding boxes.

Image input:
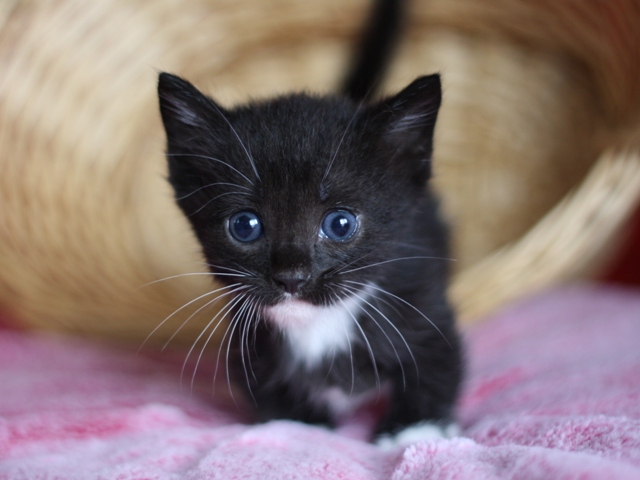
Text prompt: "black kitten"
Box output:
[[158, 1, 462, 445]]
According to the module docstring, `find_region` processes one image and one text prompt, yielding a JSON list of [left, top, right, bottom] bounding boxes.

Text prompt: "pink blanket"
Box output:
[[1, 285, 639, 479]]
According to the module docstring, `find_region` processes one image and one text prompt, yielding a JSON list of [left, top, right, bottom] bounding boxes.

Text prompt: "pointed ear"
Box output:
[[157, 72, 227, 146], [378, 74, 442, 181], [158, 73, 228, 202]]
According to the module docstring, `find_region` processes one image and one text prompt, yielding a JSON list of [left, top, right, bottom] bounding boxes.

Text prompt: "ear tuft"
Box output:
[[158, 73, 224, 199], [378, 74, 442, 182], [158, 72, 221, 136], [386, 74, 441, 138]]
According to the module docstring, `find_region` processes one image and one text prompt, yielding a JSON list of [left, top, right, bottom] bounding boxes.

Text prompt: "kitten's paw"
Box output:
[[376, 422, 460, 449]]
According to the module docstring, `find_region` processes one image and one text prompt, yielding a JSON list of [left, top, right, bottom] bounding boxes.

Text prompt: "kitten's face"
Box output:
[[158, 73, 442, 323]]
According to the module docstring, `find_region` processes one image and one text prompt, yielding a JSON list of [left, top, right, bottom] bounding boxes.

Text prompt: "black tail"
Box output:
[[341, 0, 405, 102]]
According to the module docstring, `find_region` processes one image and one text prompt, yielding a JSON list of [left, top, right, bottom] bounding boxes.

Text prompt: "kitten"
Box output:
[[157, 0, 463, 444]]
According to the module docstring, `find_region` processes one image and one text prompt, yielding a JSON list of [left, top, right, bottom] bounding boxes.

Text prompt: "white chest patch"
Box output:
[[263, 288, 371, 368]]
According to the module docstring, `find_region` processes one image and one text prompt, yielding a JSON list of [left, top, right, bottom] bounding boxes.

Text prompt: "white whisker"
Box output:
[[211, 290, 258, 399], [323, 341, 338, 383], [138, 272, 247, 291], [337, 294, 380, 394], [250, 298, 263, 361], [244, 298, 260, 381], [371, 292, 407, 328], [322, 103, 363, 184], [328, 288, 355, 395], [181, 289, 248, 390], [339, 256, 454, 275], [237, 296, 258, 405], [163, 284, 247, 351], [327, 251, 375, 276], [346, 280, 451, 348], [166, 153, 254, 185], [209, 103, 261, 182], [205, 263, 256, 277], [188, 191, 246, 217], [137, 272, 215, 290], [386, 241, 446, 254], [337, 283, 406, 390], [176, 181, 252, 201], [341, 283, 419, 385], [138, 283, 241, 352], [221, 294, 254, 405]]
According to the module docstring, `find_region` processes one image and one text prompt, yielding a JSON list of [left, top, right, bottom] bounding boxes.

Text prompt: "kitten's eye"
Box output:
[[321, 210, 358, 242], [229, 211, 263, 243]]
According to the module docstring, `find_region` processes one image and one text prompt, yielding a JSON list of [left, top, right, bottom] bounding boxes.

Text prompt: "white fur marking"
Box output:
[[263, 288, 372, 368], [319, 384, 389, 418], [376, 422, 461, 449]]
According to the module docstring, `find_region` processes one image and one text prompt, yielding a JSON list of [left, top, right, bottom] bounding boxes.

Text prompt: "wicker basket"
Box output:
[[1, 0, 639, 344]]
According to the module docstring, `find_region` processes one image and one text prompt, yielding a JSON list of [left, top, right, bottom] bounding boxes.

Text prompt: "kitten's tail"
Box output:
[[341, 0, 405, 102]]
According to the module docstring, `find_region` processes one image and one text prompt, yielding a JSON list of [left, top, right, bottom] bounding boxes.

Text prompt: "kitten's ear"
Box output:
[[378, 74, 442, 182], [157, 72, 226, 143], [158, 73, 232, 203]]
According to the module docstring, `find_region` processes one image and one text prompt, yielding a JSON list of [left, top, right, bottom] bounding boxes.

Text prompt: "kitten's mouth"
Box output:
[[263, 298, 320, 328]]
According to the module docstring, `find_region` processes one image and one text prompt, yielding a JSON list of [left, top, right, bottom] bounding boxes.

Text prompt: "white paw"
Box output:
[[376, 422, 460, 449]]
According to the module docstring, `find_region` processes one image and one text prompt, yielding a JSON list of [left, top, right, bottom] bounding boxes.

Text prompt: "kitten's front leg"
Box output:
[[250, 381, 333, 426], [376, 420, 460, 449], [374, 346, 463, 447], [233, 327, 332, 426], [374, 386, 461, 447]]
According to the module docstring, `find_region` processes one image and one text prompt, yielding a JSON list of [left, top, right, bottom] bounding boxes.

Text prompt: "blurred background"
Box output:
[[1, 0, 639, 345]]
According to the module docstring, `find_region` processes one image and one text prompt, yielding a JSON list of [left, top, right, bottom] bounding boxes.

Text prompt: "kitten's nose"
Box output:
[[272, 271, 310, 295]]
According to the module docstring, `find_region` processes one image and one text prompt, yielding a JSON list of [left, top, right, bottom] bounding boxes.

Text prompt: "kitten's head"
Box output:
[[158, 73, 443, 326]]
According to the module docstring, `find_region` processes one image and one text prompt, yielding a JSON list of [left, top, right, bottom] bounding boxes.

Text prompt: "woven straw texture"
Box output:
[[1, 0, 639, 344]]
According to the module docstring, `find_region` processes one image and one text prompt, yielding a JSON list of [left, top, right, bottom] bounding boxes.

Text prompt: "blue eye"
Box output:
[[321, 210, 358, 241], [229, 211, 263, 242]]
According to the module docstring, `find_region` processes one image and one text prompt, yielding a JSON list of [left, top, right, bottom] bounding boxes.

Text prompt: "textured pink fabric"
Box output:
[[1, 284, 639, 479]]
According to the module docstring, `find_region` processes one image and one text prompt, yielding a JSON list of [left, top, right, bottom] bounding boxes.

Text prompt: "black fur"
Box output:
[[157, 0, 462, 439]]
